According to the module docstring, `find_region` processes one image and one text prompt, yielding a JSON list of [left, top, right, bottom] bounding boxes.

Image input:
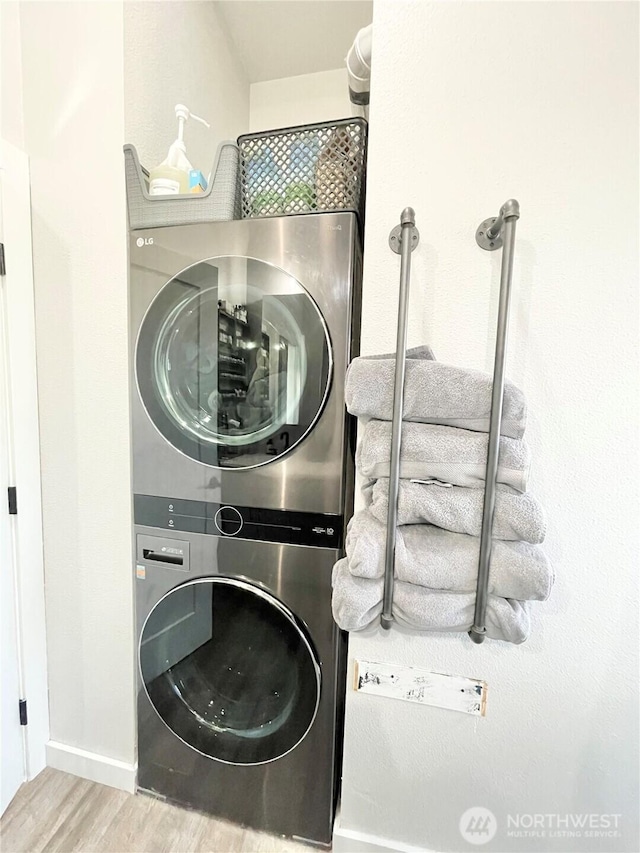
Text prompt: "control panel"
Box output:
[[134, 494, 343, 549]]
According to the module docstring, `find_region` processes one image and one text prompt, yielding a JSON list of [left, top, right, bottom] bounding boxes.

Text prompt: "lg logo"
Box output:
[[136, 237, 154, 247]]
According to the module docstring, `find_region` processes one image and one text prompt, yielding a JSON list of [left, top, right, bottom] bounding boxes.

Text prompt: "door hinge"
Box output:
[[8, 486, 17, 515], [0, 243, 5, 276], [19, 699, 28, 726]]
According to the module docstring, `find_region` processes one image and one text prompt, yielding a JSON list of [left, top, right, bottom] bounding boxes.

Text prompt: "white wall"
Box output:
[[124, 1, 249, 178], [250, 68, 351, 132], [339, 2, 639, 852], [18, 0, 133, 768], [0, 1, 25, 148]]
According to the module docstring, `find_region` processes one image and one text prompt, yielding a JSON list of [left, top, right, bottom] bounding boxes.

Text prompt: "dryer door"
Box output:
[[136, 256, 332, 469], [139, 577, 321, 766]]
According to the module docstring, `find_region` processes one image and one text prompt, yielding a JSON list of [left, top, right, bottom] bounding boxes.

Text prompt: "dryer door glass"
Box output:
[[139, 578, 321, 765], [136, 256, 332, 468]]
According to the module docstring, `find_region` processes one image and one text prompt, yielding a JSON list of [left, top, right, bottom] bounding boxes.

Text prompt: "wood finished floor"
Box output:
[[0, 768, 313, 853]]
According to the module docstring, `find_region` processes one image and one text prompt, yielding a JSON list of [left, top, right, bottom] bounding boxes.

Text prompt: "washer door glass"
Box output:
[[136, 256, 332, 468], [139, 578, 321, 765]]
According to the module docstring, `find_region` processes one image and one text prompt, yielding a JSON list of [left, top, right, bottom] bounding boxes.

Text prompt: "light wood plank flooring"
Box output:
[[0, 768, 313, 853]]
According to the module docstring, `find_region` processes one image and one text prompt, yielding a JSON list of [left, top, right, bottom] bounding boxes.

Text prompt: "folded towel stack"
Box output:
[[332, 347, 553, 643]]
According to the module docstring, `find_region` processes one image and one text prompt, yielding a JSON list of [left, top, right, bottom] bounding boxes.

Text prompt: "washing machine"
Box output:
[[130, 213, 362, 846]]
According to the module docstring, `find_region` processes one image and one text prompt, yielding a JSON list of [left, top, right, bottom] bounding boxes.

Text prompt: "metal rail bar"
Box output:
[[381, 208, 419, 629], [469, 199, 520, 644]]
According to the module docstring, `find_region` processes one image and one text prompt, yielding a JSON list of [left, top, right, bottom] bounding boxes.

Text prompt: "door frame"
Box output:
[[0, 139, 49, 788]]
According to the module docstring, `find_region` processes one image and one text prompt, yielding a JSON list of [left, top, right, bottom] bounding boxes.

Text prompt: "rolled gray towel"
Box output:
[[357, 420, 531, 492], [345, 511, 553, 601], [362, 478, 546, 543], [331, 559, 530, 644], [346, 353, 526, 439]]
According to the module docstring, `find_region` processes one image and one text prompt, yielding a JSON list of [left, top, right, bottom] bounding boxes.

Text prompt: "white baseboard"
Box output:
[[333, 820, 428, 853], [46, 741, 137, 794]]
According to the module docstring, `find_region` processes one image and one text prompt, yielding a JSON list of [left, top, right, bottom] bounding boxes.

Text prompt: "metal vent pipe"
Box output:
[[346, 24, 372, 119]]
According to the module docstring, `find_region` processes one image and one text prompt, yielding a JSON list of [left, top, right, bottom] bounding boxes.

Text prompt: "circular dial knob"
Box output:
[[214, 506, 243, 536]]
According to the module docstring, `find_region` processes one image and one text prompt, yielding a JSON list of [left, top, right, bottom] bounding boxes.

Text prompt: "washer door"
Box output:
[[139, 578, 321, 765], [136, 256, 332, 468]]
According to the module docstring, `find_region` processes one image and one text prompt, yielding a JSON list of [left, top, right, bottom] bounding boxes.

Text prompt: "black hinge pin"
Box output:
[[8, 486, 17, 515], [0, 243, 5, 276], [19, 699, 28, 726]]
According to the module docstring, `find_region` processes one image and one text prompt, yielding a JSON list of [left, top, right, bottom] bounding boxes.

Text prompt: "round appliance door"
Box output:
[[139, 578, 321, 766], [136, 256, 332, 468]]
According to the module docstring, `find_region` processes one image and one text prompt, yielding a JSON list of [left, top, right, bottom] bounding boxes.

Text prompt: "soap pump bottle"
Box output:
[[149, 104, 210, 196]]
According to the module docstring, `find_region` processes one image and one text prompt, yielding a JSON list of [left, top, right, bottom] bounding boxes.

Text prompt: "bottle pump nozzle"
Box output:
[[174, 104, 210, 149], [148, 104, 210, 196]]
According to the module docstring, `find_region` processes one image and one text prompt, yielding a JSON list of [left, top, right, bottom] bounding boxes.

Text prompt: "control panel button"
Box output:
[[214, 506, 243, 536]]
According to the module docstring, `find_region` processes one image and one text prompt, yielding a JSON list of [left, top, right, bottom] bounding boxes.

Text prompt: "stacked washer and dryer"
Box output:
[[130, 212, 362, 846]]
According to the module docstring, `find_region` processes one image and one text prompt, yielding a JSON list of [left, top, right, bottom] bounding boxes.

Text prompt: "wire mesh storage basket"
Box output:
[[237, 118, 367, 222]]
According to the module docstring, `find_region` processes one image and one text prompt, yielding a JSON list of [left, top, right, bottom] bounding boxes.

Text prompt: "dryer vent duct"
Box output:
[[346, 24, 372, 120]]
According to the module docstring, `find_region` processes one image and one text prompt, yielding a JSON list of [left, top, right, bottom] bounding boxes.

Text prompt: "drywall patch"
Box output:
[[354, 660, 487, 717]]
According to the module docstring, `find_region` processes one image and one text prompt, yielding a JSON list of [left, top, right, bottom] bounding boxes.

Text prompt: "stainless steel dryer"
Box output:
[[130, 213, 361, 846], [130, 212, 361, 517]]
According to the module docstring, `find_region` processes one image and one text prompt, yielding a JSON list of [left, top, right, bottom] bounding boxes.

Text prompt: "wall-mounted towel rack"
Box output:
[[382, 208, 419, 629], [469, 199, 520, 644], [381, 201, 520, 640]]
